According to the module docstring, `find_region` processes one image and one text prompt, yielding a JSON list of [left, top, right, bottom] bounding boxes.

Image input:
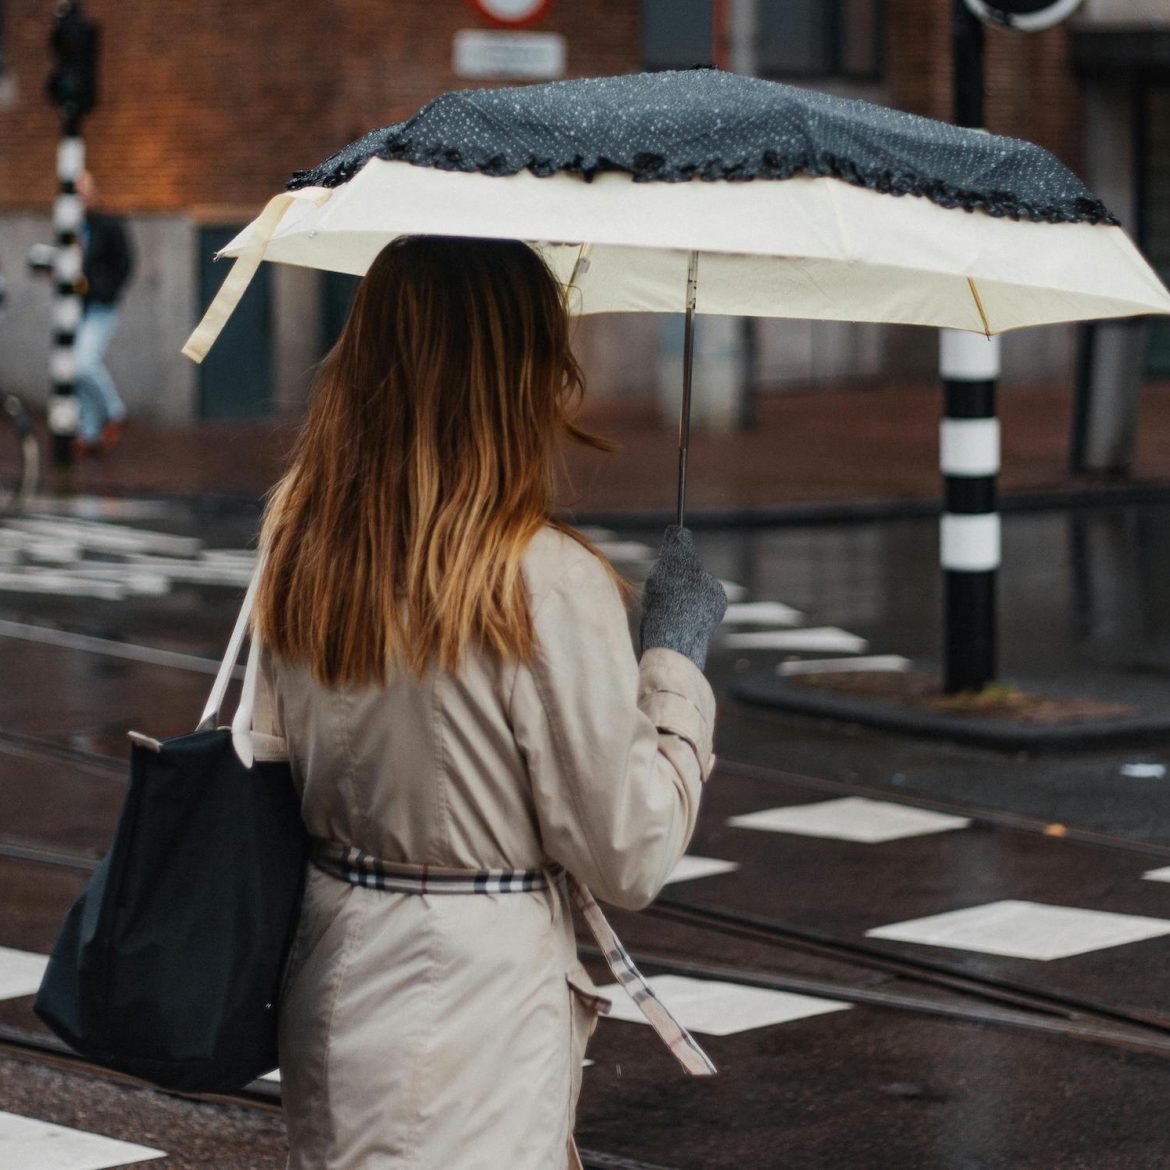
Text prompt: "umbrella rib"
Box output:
[[967, 276, 992, 338]]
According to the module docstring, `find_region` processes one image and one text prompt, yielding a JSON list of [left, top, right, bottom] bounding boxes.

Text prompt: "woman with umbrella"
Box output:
[[186, 69, 1170, 1168], [250, 234, 726, 1169]]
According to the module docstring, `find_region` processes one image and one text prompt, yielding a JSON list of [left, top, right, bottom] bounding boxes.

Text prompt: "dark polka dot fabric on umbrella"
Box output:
[[288, 69, 1115, 226]]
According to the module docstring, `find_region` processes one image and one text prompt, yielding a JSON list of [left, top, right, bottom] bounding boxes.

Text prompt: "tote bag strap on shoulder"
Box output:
[[197, 550, 273, 766]]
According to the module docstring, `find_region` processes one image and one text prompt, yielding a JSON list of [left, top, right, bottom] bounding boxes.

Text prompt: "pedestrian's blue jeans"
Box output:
[[75, 303, 127, 442]]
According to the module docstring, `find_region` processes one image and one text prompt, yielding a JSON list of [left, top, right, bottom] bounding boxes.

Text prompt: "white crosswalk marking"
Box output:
[[728, 797, 971, 843], [7, 518, 202, 558], [595, 974, 851, 1036], [663, 856, 740, 885], [0, 1110, 164, 1169], [778, 654, 912, 676], [0, 946, 48, 1000], [866, 900, 1170, 961], [721, 627, 868, 653], [0, 513, 258, 601], [721, 601, 804, 626]]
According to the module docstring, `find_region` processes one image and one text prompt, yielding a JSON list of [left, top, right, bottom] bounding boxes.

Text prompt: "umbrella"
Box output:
[[184, 68, 1170, 519]]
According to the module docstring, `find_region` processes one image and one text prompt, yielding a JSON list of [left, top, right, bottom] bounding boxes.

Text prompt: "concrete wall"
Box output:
[[1080, 0, 1170, 25], [0, 213, 196, 424]]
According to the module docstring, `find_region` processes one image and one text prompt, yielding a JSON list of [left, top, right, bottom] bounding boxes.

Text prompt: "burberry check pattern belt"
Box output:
[[310, 838, 716, 1077]]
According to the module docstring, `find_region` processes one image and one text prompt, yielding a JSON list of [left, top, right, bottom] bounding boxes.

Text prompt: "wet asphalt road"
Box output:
[[3, 496, 1170, 1168]]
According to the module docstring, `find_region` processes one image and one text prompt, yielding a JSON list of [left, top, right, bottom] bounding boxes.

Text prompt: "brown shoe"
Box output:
[[98, 418, 125, 450]]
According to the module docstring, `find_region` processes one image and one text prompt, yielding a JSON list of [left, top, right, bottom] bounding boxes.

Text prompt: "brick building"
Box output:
[[0, 1, 1166, 429]]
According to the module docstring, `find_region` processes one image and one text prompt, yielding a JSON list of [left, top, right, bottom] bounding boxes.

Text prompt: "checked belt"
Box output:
[[311, 838, 716, 1077]]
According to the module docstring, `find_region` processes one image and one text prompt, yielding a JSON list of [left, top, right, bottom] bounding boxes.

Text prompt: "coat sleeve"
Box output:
[[509, 550, 716, 910], [252, 643, 285, 740]]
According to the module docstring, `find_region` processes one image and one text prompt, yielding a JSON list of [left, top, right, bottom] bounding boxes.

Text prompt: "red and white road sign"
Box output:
[[470, 0, 554, 29]]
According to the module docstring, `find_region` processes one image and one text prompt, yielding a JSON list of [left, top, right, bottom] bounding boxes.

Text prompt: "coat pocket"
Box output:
[[565, 967, 611, 1116], [566, 968, 612, 1029]]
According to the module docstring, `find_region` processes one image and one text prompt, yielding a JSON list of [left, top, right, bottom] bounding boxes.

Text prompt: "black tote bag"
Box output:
[[35, 561, 309, 1093]]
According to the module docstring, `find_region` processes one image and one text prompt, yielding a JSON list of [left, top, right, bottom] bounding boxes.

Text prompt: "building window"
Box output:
[[643, 0, 883, 81], [643, 0, 714, 72], [756, 0, 883, 82]]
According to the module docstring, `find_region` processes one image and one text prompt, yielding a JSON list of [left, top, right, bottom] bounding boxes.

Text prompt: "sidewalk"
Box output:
[[47, 379, 1170, 514]]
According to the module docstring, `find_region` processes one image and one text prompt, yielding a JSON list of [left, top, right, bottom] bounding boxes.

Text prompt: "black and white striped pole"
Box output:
[[45, 0, 99, 470], [49, 135, 85, 469], [940, 329, 1001, 692], [943, 0, 1086, 691]]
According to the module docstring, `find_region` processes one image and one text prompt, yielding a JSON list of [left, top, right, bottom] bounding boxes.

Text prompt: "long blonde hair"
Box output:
[[255, 235, 615, 686]]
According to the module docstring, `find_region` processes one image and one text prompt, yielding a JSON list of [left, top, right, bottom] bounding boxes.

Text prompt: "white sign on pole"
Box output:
[[453, 30, 566, 80]]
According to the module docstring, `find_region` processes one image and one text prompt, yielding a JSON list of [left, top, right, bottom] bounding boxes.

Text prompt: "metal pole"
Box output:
[[676, 251, 700, 526], [953, 0, 984, 130], [941, 334, 1000, 692], [49, 130, 85, 470], [941, 0, 1000, 693]]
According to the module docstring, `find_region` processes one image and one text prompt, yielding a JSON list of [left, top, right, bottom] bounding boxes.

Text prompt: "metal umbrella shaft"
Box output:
[[676, 251, 700, 526]]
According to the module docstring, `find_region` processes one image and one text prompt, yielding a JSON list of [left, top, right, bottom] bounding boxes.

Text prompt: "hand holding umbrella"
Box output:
[[640, 525, 728, 671]]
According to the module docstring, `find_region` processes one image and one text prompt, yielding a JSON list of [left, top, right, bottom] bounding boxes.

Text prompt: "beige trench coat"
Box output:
[[253, 527, 716, 1170]]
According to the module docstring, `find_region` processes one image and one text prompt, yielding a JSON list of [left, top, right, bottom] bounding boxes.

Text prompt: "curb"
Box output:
[[729, 670, 1170, 752], [567, 481, 1170, 531]]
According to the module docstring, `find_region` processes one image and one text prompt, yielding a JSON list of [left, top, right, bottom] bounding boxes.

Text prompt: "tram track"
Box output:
[[0, 726, 123, 774], [8, 729, 1170, 1080], [578, 939, 1170, 1061], [7, 830, 1170, 1069], [637, 902, 1170, 1048], [8, 726, 1170, 863], [715, 754, 1170, 862], [0, 1026, 682, 1170]]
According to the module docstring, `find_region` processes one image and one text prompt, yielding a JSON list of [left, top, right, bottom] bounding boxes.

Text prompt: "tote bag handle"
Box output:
[[197, 551, 267, 762]]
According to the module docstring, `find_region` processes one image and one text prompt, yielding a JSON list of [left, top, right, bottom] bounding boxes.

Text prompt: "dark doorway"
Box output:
[[320, 270, 361, 356], [1141, 83, 1170, 377], [197, 225, 274, 419]]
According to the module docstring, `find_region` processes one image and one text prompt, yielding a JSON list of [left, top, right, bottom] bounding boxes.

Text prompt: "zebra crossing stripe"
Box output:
[[0, 946, 48, 1001], [722, 600, 803, 626], [0, 1111, 164, 1169], [721, 628, 867, 653], [778, 654, 911, 676]]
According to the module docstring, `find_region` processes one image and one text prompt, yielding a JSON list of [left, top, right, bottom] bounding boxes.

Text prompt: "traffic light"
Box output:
[[46, 1, 99, 125]]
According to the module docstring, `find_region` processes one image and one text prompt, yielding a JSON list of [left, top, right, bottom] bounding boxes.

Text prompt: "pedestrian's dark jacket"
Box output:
[[83, 212, 133, 307]]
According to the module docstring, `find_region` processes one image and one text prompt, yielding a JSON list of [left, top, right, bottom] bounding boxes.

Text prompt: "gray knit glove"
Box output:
[[639, 525, 728, 670]]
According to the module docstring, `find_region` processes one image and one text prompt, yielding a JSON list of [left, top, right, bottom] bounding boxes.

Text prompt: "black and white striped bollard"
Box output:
[[940, 329, 1001, 693], [49, 135, 86, 469]]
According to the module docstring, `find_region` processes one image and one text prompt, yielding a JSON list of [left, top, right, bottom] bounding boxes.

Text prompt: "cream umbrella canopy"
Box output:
[[185, 68, 1170, 511]]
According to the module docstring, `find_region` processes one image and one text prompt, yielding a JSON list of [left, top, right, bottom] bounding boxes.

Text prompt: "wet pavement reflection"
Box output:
[[3, 495, 1170, 1168]]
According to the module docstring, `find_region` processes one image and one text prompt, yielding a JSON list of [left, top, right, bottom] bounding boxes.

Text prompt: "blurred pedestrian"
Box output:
[[74, 171, 133, 454], [251, 236, 726, 1170]]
